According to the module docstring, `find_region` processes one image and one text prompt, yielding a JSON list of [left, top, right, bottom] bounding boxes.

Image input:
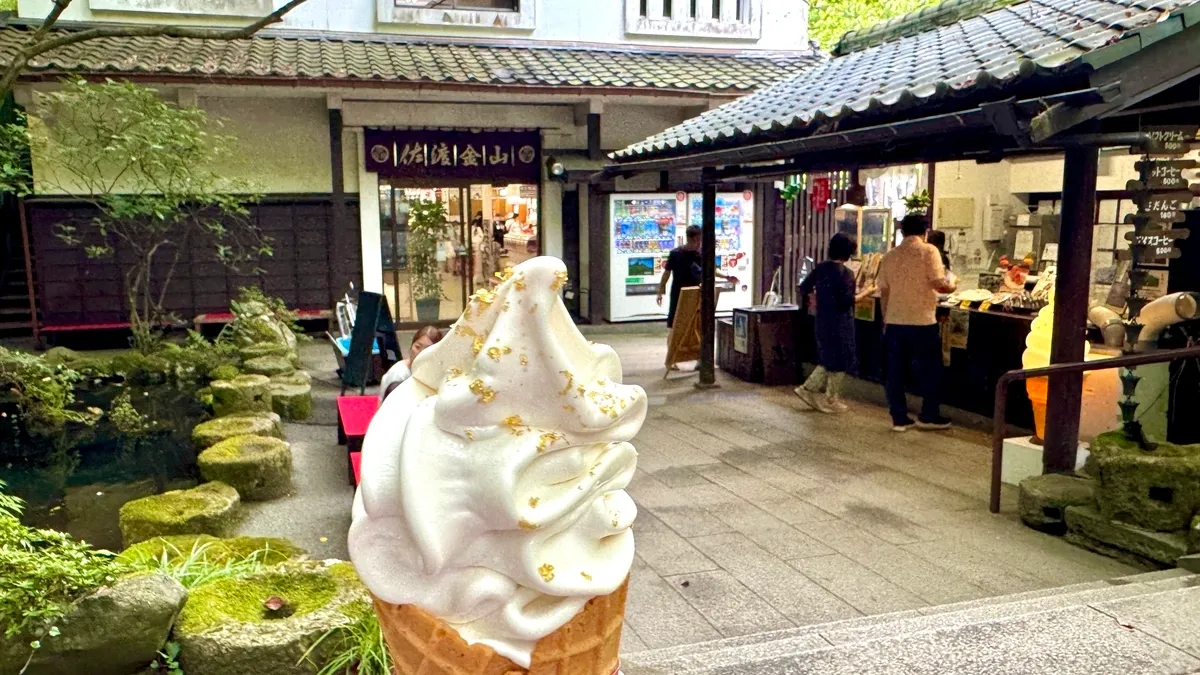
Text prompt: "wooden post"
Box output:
[[17, 198, 39, 344], [328, 108, 347, 306], [698, 173, 717, 387], [587, 113, 602, 162], [1043, 146, 1097, 474]]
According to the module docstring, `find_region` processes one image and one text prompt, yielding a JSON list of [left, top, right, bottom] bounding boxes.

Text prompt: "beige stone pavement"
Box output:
[[597, 330, 1136, 655], [251, 330, 1137, 658]]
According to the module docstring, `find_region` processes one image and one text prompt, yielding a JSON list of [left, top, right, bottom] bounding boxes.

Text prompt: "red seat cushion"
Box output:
[[337, 396, 379, 438], [350, 451, 362, 485]]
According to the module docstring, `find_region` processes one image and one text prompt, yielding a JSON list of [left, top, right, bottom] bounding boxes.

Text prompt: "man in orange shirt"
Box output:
[[877, 214, 957, 432]]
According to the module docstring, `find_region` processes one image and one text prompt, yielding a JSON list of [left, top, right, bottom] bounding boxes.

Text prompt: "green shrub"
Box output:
[[305, 601, 392, 675], [0, 346, 100, 435], [0, 480, 128, 648]]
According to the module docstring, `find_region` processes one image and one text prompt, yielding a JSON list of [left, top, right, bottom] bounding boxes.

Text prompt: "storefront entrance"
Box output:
[[364, 127, 543, 327], [377, 182, 539, 325]]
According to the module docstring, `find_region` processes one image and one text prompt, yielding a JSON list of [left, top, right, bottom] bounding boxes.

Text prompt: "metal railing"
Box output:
[[989, 344, 1200, 513]]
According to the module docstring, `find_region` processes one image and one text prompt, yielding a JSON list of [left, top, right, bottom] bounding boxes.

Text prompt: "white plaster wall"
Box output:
[[1008, 154, 1141, 194], [19, 0, 809, 50], [200, 96, 335, 194], [356, 130, 384, 294], [932, 159, 1025, 282]]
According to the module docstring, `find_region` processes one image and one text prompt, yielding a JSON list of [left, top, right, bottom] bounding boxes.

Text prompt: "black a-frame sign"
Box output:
[[341, 291, 402, 395]]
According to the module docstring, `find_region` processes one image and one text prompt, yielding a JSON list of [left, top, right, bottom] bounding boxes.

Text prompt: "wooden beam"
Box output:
[[328, 108, 348, 306], [1042, 146, 1097, 474], [698, 173, 718, 387], [588, 113, 602, 162]]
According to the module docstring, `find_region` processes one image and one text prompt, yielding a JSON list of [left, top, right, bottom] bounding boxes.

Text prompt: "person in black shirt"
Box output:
[[656, 226, 738, 366], [926, 229, 951, 271], [794, 232, 875, 413]]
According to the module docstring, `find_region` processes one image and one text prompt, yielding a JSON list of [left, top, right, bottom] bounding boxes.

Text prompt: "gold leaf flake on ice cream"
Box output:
[[348, 257, 645, 669]]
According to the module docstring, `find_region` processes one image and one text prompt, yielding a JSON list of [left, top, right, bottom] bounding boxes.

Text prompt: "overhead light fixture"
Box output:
[[546, 156, 568, 183]]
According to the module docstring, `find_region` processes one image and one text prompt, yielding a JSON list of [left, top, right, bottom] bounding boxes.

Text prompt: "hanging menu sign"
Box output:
[[364, 129, 541, 183], [1119, 228, 1190, 262], [1132, 159, 1196, 190], [1141, 125, 1200, 156], [1133, 191, 1191, 224]]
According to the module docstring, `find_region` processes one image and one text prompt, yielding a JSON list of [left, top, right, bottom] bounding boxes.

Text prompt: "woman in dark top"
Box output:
[[926, 229, 951, 271], [794, 232, 874, 413]]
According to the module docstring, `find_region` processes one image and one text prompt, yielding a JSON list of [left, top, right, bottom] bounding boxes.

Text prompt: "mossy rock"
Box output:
[[118, 481, 241, 547], [241, 342, 301, 369], [243, 354, 296, 377], [193, 411, 283, 449], [1065, 505, 1187, 567], [209, 374, 273, 417], [208, 363, 241, 381], [1018, 474, 1096, 532], [118, 534, 305, 566], [269, 382, 312, 421], [175, 562, 369, 675], [271, 370, 312, 387], [1090, 430, 1200, 532], [199, 435, 293, 501]]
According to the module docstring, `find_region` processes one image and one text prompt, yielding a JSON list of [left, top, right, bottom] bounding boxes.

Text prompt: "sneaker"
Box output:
[[892, 418, 916, 432], [826, 397, 849, 413], [916, 416, 953, 431], [793, 387, 823, 410]]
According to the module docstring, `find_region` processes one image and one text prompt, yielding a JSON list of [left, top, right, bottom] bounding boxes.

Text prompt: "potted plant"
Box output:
[[903, 189, 931, 215], [405, 199, 452, 322]]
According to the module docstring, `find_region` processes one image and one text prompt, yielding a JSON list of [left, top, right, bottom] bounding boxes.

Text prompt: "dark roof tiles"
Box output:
[[0, 25, 817, 94]]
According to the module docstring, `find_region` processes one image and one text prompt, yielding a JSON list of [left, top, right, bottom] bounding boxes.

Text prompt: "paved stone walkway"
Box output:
[[240, 329, 1137, 655]]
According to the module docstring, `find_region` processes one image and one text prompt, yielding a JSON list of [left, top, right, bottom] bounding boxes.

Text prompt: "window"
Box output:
[[640, 0, 648, 17], [384, 0, 533, 28], [625, 0, 760, 37], [401, 0, 517, 8], [712, 0, 720, 19]]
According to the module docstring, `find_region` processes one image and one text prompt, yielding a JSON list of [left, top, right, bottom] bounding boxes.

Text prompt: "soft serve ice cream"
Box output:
[[349, 257, 645, 668]]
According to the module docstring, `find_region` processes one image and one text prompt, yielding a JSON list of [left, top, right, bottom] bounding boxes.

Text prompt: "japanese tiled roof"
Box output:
[[611, 0, 1200, 162], [0, 23, 818, 93]]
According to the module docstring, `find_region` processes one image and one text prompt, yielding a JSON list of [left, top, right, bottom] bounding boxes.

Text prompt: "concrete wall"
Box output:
[[18, 0, 809, 50], [932, 159, 1025, 281]]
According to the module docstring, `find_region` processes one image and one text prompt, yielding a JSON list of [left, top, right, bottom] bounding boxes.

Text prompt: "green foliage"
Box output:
[[405, 199, 452, 301], [177, 567, 338, 634], [0, 121, 30, 197], [0, 480, 128, 649], [124, 538, 274, 591], [904, 189, 931, 212], [304, 602, 392, 675], [27, 79, 268, 352], [107, 391, 152, 436], [223, 286, 307, 345], [149, 641, 184, 674], [0, 346, 100, 435], [808, 0, 942, 50]]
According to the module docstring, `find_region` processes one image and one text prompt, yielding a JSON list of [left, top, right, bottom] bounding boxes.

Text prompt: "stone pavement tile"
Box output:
[[655, 418, 733, 455], [693, 463, 796, 502], [900, 539, 1047, 596], [690, 533, 861, 626], [728, 418, 803, 445], [704, 501, 835, 559], [620, 622, 648, 655], [863, 467, 983, 512], [720, 455, 824, 493], [634, 512, 721, 577], [649, 505, 735, 538], [693, 420, 773, 450], [756, 495, 841, 525], [1092, 586, 1200, 658], [662, 569, 796, 637], [686, 606, 1200, 675], [791, 486, 941, 545], [792, 519, 990, 606], [788, 554, 928, 615], [626, 558, 723, 649], [648, 465, 713, 488], [634, 444, 718, 473]]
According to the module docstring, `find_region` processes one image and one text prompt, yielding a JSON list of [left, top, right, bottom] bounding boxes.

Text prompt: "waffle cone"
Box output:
[[375, 579, 628, 675]]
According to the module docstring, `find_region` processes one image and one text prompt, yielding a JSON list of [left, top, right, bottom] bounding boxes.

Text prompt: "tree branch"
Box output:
[[0, 0, 309, 99]]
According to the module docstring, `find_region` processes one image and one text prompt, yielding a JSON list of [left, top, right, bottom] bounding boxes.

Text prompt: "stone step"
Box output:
[[623, 570, 1198, 674]]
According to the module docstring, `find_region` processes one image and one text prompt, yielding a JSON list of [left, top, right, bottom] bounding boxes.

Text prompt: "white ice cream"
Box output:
[[348, 257, 645, 667]]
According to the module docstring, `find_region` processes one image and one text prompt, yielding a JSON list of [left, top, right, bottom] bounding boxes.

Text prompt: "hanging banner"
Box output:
[[364, 129, 541, 183], [811, 177, 831, 212]]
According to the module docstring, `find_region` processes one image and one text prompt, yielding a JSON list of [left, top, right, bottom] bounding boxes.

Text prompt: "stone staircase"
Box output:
[[622, 569, 1200, 675]]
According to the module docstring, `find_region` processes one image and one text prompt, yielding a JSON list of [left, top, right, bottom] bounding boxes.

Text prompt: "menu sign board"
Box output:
[[1133, 159, 1197, 190], [1134, 192, 1191, 224], [1142, 125, 1200, 156], [364, 129, 541, 183]]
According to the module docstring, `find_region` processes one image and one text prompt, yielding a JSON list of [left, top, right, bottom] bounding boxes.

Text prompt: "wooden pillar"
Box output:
[[1043, 146, 1097, 474], [587, 113, 602, 162], [698, 173, 718, 387], [328, 108, 348, 305]]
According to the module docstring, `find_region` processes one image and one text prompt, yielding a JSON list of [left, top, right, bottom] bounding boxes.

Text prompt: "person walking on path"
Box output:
[[657, 225, 738, 367], [878, 214, 957, 432], [794, 233, 875, 413]]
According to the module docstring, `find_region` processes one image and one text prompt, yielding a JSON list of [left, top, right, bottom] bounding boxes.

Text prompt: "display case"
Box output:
[[834, 205, 894, 256]]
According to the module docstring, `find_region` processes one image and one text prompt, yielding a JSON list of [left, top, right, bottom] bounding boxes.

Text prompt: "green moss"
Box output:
[[208, 364, 241, 381], [177, 567, 338, 635], [269, 382, 312, 421], [192, 412, 283, 449], [118, 534, 305, 566], [243, 354, 295, 377], [1018, 474, 1096, 532], [209, 374, 272, 417], [1090, 430, 1200, 532], [198, 435, 292, 501], [118, 481, 240, 546], [271, 370, 312, 387], [239, 343, 290, 361]]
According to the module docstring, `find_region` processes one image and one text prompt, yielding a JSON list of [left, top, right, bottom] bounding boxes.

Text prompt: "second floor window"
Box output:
[[404, 0, 518, 9]]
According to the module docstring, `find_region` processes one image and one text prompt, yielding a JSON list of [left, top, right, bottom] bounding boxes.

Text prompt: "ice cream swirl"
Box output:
[[349, 257, 645, 666]]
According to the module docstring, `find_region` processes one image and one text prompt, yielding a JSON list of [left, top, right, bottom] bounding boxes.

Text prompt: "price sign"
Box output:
[[959, 299, 972, 309], [1133, 191, 1192, 224], [1133, 159, 1197, 190], [1143, 125, 1200, 156], [979, 301, 993, 312], [1122, 228, 1190, 261]]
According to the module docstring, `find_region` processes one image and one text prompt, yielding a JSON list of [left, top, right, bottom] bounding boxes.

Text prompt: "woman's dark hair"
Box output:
[[412, 325, 441, 347], [827, 232, 858, 261], [685, 225, 702, 240], [900, 214, 930, 237], [926, 229, 946, 251]]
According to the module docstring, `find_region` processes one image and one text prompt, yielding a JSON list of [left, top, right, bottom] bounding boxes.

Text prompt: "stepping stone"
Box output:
[[269, 381, 312, 421], [1019, 474, 1095, 532], [209, 374, 273, 417], [118, 534, 305, 566], [198, 435, 293, 501], [193, 412, 283, 449], [118, 482, 241, 547], [243, 354, 296, 377]]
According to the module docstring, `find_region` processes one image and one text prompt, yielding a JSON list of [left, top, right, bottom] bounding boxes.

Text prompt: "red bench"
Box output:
[[194, 308, 332, 332], [350, 451, 362, 486], [337, 395, 379, 485]]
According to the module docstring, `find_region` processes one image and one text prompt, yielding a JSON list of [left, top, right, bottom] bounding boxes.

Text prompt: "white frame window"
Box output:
[[625, 0, 761, 40], [379, 0, 535, 30]]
